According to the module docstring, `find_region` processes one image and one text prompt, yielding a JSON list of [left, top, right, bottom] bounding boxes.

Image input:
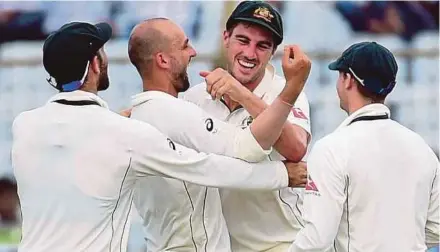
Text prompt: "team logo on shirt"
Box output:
[[205, 118, 214, 132], [305, 174, 320, 196], [241, 116, 253, 128], [167, 138, 176, 151], [291, 107, 308, 120]]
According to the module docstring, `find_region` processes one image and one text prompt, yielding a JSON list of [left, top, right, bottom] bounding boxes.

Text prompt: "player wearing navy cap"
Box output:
[[288, 41, 439, 252]]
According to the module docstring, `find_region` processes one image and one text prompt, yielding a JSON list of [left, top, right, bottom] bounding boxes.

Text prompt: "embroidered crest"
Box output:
[[242, 116, 253, 127], [253, 7, 274, 22]]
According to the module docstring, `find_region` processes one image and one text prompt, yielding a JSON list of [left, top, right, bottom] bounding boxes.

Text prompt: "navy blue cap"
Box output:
[[227, 1, 283, 46], [43, 22, 112, 91], [329, 41, 398, 96]]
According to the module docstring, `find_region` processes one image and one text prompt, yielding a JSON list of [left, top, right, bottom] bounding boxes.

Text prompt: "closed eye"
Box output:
[[235, 35, 250, 45]]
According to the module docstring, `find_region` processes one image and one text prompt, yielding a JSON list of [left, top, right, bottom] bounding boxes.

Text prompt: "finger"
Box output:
[[215, 81, 229, 100], [206, 80, 214, 94], [290, 45, 303, 58], [282, 46, 292, 67], [207, 69, 224, 86], [199, 71, 211, 78], [211, 77, 227, 100], [119, 108, 132, 118], [206, 70, 222, 94]]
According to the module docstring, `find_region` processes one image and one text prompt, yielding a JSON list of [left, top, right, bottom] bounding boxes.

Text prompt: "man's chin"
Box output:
[[231, 69, 255, 85]]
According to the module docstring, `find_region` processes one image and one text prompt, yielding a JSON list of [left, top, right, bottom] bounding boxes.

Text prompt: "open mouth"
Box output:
[[238, 59, 256, 69]]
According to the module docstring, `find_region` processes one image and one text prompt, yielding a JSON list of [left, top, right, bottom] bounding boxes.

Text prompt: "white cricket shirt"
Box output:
[[183, 65, 312, 252], [12, 90, 289, 252], [289, 103, 440, 252], [130, 90, 273, 252]]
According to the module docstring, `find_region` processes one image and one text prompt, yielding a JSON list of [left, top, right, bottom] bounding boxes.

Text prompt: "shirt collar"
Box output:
[[131, 90, 176, 107], [47, 90, 109, 109], [252, 64, 276, 98], [337, 103, 391, 129]]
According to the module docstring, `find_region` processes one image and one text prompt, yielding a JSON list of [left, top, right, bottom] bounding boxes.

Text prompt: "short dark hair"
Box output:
[[343, 71, 387, 103]]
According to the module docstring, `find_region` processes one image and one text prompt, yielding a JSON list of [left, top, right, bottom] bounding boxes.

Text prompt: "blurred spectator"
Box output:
[[266, 0, 286, 14], [0, 176, 20, 251], [335, 1, 437, 41], [0, 2, 46, 44], [114, 1, 202, 39], [0, 1, 115, 44], [40, 2, 115, 37], [419, 1, 439, 28], [0, 176, 19, 225]]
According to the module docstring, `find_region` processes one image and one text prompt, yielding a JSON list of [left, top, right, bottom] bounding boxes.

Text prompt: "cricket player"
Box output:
[[183, 1, 312, 251], [288, 42, 440, 252], [127, 18, 310, 251], [11, 21, 305, 252]]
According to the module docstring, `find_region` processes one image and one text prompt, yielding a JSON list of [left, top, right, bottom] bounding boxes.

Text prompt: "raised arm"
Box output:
[[200, 45, 311, 162], [131, 98, 270, 162]]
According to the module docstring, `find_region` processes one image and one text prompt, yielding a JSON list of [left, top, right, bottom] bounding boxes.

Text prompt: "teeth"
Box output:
[[238, 60, 256, 69]]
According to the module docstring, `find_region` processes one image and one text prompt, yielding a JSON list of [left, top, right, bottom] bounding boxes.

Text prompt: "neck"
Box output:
[[79, 81, 98, 94], [347, 98, 375, 115], [142, 73, 177, 97]]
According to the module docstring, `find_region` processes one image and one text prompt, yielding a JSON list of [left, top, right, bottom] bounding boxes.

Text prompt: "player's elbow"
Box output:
[[283, 142, 307, 162]]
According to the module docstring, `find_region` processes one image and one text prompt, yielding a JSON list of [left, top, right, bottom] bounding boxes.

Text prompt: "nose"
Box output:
[[242, 44, 257, 60], [190, 47, 197, 58]]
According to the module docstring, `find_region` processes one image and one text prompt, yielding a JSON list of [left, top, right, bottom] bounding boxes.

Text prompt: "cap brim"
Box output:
[[328, 60, 341, 71], [232, 17, 282, 44], [95, 22, 112, 44]]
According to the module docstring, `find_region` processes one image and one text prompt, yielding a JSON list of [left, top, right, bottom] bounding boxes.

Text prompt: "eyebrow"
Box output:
[[235, 34, 250, 41], [235, 34, 272, 48]]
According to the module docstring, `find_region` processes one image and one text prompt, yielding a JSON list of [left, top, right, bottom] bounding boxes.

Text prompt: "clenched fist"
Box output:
[[200, 68, 251, 102], [284, 161, 307, 188], [279, 45, 312, 104]]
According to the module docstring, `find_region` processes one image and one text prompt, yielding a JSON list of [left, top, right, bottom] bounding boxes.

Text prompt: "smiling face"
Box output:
[[168, 29, 197, 92], [158, 21, 197, 93], [223, 22, 275, 86]]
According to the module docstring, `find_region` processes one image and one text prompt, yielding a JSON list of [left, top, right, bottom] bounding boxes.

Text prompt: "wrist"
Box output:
[[279, 89, 300, 105], [236, 86, 253, 104]]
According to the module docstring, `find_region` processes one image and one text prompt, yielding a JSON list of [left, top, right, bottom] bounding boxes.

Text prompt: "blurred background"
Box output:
[[0, 1, 438, 251]]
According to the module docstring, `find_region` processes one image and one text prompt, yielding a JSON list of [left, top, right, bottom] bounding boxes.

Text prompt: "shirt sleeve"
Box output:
[[288, 138, 346, 252], [287, 92, 311, 137], [129, 120, 288, 190], [426, 160, 440, 248], [131, 99, 271, 162]]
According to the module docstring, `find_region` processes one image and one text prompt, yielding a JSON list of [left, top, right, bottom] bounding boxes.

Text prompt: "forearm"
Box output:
[[273, 124, 308, 162], [248, 97, 292, 150], [239, 92, 308, 161]]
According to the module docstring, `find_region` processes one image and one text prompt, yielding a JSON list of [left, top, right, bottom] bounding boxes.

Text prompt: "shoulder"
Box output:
[[311, 130, 350, 162], [266, 74, 310, 107], [181, 82, 208, 103], [12, 106, 46, 131], [136, 96, 205, 117]]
